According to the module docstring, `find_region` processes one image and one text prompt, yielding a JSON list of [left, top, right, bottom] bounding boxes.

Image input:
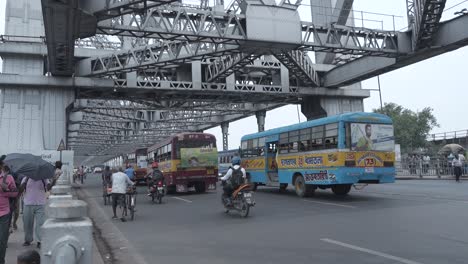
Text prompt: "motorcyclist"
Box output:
[[220, 157, 246, 206], [147, 162, 164, 196]]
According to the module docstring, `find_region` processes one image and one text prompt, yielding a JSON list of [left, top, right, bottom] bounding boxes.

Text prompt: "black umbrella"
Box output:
[[3, 153, 55, 181]]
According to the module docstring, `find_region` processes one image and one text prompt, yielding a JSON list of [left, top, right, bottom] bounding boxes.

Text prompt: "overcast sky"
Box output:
[[1, 0, 467, 151]]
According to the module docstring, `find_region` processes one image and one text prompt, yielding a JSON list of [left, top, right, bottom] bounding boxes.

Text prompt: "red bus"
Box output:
[[147, 133, 218, 193]]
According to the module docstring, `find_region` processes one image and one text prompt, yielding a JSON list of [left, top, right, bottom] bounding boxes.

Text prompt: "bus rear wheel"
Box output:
[[331, 184, 352, 196], [294, 176, 314, 197]]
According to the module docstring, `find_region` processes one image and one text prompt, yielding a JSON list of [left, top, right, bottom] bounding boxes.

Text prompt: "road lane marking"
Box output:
[[172, 197, 193, 203], [321, 238, 424, 264], [302, 199, 356, 208]]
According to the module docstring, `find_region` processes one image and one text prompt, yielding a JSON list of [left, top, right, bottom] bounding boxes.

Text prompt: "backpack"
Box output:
[[152, 170, 163, 181], [230, 167, 244, 188]]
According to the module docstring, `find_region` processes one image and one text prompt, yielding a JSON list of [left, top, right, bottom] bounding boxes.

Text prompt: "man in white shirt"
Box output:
[[111, 168, 134, 221], [220, 157, 246, 206], [452, 153, 465, 182]]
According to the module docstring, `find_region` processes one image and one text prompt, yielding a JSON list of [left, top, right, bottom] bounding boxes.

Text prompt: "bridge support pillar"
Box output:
[[221, 122, 229, 151], [0, 0, 75, 154], [301, 96, 364, 120], [256, 111, 266, 132]]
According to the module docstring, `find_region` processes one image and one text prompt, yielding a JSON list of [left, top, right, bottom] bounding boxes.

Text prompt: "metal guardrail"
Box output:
[[428, 129, 468, 141], [397, 160, 468, 178], [0, 35, 45, 43]]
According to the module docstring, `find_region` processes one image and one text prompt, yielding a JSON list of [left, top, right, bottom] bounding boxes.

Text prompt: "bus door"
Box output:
[[265, 141, 279, 187]]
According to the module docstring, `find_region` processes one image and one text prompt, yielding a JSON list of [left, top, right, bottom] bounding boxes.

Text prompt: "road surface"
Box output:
[[81, 175, 468, 264]]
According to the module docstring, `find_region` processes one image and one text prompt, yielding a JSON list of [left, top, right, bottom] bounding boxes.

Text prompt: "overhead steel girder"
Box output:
[[78, 26, 399, 77], [68, 133, 174, 139], [41, 0, 97, 76], [272, 50, 320, 87], [0, 40, 119, 58], [77, 107, 230, 123], [0, 75, 369, 103], [94, 7, 400, 57], [71, 121, 193, 131], [96, 6, 247, 43], [75, 99, 255, 112], [76, 41, 239, 76], [41, 0, 80, 76], [323, 14, 468, 87], [80, 0, 181, 21], [411, 0, 447, 50], [205, 53, 261, 82], [300, 23, 400, 57], [318, 0, 355, 65]]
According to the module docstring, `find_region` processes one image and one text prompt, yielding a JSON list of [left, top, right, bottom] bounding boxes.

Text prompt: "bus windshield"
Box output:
[[178, 140, 216, 149], [349, 123, 394, 152]]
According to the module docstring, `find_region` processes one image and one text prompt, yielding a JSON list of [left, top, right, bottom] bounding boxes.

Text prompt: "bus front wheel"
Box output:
[[294, 176, 314, 197], [331, 184, 352, 196]]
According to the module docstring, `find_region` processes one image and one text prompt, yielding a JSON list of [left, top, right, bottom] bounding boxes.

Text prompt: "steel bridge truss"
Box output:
[[30, 0, 464, 162], [68, 99, 276, 156]]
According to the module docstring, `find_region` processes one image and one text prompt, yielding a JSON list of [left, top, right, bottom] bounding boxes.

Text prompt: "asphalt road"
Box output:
[[81, 175, 468, 264]]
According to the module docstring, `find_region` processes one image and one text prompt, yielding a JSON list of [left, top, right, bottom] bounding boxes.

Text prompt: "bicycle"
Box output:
[[124, 186, 137, 221], [103, 183, 111, 205]]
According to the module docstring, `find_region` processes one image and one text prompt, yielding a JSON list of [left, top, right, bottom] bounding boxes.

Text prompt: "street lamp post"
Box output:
[[365, 76, 384, 112], [377, 75, 383, 112]]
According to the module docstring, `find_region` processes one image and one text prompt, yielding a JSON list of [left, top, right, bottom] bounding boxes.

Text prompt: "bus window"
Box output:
[[279, 132, 289, 154], [288, 130, 299, 153], [300, 128, 312, 151], [241, 141, 247, 150], [311, 126, 324, 150], [167, 143, 172, 159], [258, 137, 266, 148], [325, 123, 338, 149], [252, 138, 259, 148], [290, 142, 299, 153], [345, 123, 351, 149]]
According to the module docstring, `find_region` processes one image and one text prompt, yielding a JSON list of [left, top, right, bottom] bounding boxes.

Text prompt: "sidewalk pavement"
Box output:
[[5, 213, 104, 264]]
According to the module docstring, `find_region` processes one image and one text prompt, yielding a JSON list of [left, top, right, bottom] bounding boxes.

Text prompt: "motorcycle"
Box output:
[[222, 182, 255, 217], [149, 180, 165, 204]]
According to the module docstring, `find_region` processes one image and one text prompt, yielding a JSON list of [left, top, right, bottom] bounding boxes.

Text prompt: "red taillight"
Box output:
[[157, 181, 163, 187]]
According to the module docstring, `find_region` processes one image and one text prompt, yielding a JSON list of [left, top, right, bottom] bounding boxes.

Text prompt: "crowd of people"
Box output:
[[405, 152, 467, 181], [0, 156, 64, 264]]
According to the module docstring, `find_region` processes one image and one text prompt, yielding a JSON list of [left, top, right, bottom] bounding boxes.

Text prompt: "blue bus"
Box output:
[[240, 112, 395, 197]]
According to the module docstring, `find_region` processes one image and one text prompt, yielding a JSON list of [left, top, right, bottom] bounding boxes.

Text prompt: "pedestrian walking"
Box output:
[[17, 249, 40, 264], [423, 155, 430, 174], [0, 160, 18, 264], [19, 175, 51, 249], [53, 161, 62, 184], [452, 153, 464, 182], [9, 172, 23, 233]]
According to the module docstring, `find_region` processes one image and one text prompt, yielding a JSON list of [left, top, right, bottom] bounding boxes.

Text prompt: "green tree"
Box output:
[[374, 103, 438, 153]]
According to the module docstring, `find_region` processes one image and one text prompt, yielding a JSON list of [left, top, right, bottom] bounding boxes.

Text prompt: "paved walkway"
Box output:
[[5, 211, 104, 264]]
